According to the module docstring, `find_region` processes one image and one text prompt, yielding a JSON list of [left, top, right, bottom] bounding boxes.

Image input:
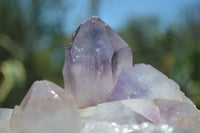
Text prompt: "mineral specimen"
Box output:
[[10, 80, 80, 133], [0, 16, 200, 133], [63, 16, 132, 108]]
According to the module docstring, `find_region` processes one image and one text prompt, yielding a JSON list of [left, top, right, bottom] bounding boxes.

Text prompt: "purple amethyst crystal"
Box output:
[[107, 63, 194, 105], [154, 99, 200, 131], [63, 16, 132, 108]]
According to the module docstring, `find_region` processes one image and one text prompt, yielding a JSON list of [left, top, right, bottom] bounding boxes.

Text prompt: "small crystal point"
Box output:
[[10, 80, 80, 133], [63, 16, 132, 108]]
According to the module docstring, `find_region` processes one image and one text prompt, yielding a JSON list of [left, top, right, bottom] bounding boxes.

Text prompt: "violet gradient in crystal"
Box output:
[[63, 16, 132, 108], [107, 64, 194, 105]]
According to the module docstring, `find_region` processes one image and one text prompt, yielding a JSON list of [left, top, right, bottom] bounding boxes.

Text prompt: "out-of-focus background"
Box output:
[[0, 0, 200, 108]]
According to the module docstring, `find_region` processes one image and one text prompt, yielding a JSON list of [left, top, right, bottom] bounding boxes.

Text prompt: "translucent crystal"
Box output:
[[0, 119, 11, 133], [154, 99, 200, 131], [80, 99, 200, 133], [0, 109, 13, 133], [154, 99, 200, 120], [107, 63, 194, 106], [10, 80, 80, 133], [0, 108, 13, 121], [80, 99, 162, 125], [63, 16, 132, 108], [2, 98, 200, 133]]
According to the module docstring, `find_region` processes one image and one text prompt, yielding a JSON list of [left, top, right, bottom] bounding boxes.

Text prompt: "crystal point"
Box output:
[[107, 63, 194, 105], [63, 16, 132, 107], [10, 80, 80, 133]]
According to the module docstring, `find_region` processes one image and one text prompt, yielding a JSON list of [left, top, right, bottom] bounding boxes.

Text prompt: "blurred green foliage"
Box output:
[[0, 0, 69, 107], [0, 0, 200, 108]]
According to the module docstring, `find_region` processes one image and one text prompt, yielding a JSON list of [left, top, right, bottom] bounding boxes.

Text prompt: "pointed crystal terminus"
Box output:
[[63, 16, 133, 108], [10, 80, 80, 133], [107, 63, 195, 106]]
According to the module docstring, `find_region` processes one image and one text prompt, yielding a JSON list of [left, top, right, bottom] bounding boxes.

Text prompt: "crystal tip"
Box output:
[[82, 16, 104, 25]]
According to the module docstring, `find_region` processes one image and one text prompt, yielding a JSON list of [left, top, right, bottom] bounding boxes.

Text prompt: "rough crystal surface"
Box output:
[[10, 80, 80, 133], [0, 109, 13, 133], [80, 121, 175, 133], [1, 98, 200, 133], [80, 99, 162, 125], [154, 99, 200, 131], [63, 16, 132, 108], [0, 119, 11, 133], [0, 108, 13, 121], [80, 99, 200, 133], [107, 63, 194, 105]]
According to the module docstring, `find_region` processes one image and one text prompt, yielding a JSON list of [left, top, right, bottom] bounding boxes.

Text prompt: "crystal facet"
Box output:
[[154, 99, 200, 131], [107, 64, 194, 105], [0, 109, 13, 133], [10, 80, 80, 133], [0, 108, 13, 121], [80, 99, 200, 133], [63, 16, 132, 107], [80, 99, 162, 125]]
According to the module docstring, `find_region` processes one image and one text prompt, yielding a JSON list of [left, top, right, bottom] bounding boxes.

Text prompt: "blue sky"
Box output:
[[64, 0, 199, 34]]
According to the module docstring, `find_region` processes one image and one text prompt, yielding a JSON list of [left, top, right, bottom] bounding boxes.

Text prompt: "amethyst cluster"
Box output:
[[0, 16, 200, 133], [63, 16, 132, 107], [62, 16, 193, 107]]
